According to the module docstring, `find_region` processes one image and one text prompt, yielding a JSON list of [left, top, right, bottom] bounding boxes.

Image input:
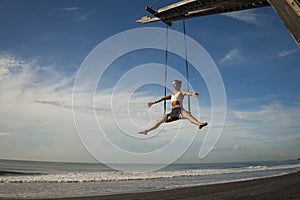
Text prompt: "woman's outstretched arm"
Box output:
[[182, 90, 200, 98], [148, 95, 171, 107]]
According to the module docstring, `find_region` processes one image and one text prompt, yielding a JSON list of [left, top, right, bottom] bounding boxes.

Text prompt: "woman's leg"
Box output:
[[138, 114, 168, 135], [180, 109, 207, 129]]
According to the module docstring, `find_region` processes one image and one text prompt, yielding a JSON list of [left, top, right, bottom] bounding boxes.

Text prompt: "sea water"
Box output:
[[0, 159, 300, 199]]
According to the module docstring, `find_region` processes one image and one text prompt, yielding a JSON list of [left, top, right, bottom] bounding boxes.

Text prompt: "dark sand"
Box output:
[[23, 172, 300, 200]]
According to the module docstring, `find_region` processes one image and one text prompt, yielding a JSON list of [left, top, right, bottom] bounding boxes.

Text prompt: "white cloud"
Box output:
[[0, 132, 12, 136], [60, 7, 97, 22], [222, 10, 258, 25], [277, 49, 298, 57], [76, 11, 97, 21], [0, 54, 84, 161], [232, 101, 294, 123], [208, 100, 300, 162], [62, 7, 79, 11], [233, 144, 241, 151], [213, 144, 244, 151], [219, 49, 242, 64], [0, 54, 30, 81], [226, 101, 300, 142]]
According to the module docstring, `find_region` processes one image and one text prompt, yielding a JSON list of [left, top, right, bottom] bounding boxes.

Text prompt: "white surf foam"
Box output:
[[1, 163, 299, 183]]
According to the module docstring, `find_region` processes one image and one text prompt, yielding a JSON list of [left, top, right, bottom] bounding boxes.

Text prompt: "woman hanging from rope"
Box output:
[[138, 80, 207, 135]]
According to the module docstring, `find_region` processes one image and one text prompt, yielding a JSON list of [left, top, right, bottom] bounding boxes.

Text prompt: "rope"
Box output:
[[183, 20, 191, 113], [163, 22, 190, 115], [164, 26, 169, 115]]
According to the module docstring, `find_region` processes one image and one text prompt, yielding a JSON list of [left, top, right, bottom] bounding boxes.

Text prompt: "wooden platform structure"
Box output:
[[136, 0, 300, 47]]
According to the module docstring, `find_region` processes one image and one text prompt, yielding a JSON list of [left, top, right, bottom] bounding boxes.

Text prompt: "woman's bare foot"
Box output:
[[138, 130, 148, 135]]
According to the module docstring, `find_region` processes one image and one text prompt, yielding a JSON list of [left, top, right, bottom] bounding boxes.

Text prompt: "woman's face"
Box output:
[[172, 81, 181, 90]]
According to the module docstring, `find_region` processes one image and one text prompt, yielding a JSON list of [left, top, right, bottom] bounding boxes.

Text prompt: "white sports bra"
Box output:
[[171, 91, 184, 104]]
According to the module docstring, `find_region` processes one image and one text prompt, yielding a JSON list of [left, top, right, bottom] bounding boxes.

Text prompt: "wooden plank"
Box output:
[[268, 0, 300, 47], [177, 0, 270, 21], [157, 0, 197, 14], [286, 0, 300, 16], [136, 16, 161, 24]]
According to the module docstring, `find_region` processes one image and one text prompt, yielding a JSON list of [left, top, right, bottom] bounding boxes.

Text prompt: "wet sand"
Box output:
[[18, 172, 300, 200]]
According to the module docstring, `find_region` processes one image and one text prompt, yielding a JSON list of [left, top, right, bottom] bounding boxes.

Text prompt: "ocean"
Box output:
[[0, 159, 300, 199]]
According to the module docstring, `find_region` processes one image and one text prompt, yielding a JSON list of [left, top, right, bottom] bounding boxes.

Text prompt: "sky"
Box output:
[[0, 0, 299, 164]]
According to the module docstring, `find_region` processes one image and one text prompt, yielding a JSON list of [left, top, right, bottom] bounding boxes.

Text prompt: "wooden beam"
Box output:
[[136, 0, 300, 47], [268, 0, 300, 47], [137, 0, 270, 26]]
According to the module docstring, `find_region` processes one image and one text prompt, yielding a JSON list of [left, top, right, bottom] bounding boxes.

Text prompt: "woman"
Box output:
[[138, 80, 207, 135]]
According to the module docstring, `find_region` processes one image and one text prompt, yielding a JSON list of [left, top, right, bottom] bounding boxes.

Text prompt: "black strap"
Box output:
[[164, 26, 169, 115], [183, 20, 191, 113]]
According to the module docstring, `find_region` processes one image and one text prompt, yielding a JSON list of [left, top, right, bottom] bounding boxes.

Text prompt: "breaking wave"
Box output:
[[1, 163, 299, 183]]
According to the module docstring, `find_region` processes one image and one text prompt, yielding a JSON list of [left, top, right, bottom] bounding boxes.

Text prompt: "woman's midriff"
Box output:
[[172, 100, 181, 107]]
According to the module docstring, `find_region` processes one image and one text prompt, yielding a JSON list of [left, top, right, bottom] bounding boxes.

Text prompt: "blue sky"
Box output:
[[0, 0, 299, 164]]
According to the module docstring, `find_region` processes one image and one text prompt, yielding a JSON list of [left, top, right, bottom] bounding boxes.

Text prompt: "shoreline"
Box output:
[[24, 171, 300, 200]]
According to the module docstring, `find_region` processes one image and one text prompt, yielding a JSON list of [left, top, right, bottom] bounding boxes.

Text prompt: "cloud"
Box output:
[[0, 132, 12, 136], [219, 49, 243, 64], [1, 53, 298, 163], [62, 7, 79, 11], [277, 49, 298, 57], [60, 7, 97, 22], [0, 54, 30, 81], [34, 99, 110, 113], [0, 53, 84, 161], [0, 54, 27, 67], [233, 144, 242, 151], [213, 144, 244, 151], [76, 11, 97, 21], [0, 53, 205, 162], [222, 10, 258, 25], [228, 101, 300, 139], [211, 100, 300, 162], [233, 101, 288, 122], [34, 100, 72, 110]]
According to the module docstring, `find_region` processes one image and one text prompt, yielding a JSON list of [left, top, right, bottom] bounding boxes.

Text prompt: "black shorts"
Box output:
[[166, 107, 182, 123]]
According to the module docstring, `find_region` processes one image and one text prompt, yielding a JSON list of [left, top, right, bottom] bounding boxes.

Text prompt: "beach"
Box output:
[[37, 171, 300, 200]]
